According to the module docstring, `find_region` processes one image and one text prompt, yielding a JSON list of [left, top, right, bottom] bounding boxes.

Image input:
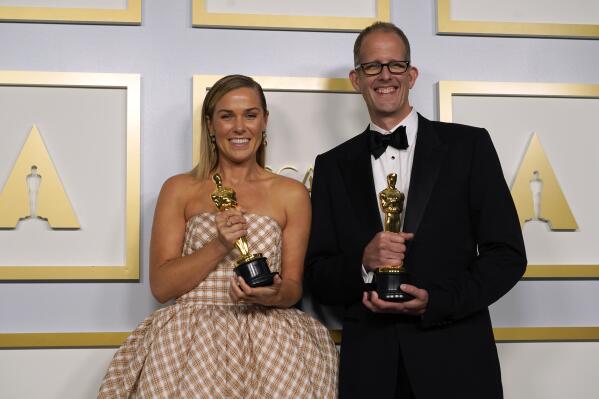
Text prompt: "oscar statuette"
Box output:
[[372, 173, 414, 302], [211, 173, 277, 287]]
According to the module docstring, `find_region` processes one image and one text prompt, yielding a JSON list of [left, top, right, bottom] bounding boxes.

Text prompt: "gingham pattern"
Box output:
[[98, 213, 338, 398], [178, 213, 283, 305]]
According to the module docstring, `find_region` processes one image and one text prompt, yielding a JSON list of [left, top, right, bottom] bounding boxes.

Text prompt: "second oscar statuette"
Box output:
[[372, 173, 414, 302], [211, 173, 277, 287]]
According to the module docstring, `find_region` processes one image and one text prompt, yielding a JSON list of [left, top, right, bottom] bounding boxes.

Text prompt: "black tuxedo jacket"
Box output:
[[305, 114, 526, 399]]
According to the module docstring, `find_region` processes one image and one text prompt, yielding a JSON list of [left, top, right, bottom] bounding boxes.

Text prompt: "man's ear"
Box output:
[[407, 65, 419, 89], [349, 69, 361, 92]]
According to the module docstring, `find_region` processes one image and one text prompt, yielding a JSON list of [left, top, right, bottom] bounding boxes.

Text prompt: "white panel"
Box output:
[[498, 342, 599, 399], [451, 0, 599, 25], [0, 348, 117, 399], [452, 95, 599, 266], [0, 86, 127, 266], [453, 94, 599, 328], [0, 282, 157, 332], [491, 280, 599, 326], [205, 0, 376, 18], [0, 0, 127, 9], [264, 90, 370, 180]]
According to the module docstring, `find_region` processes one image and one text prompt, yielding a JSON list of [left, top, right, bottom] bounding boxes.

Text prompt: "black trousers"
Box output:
[[396, 343, 415, 398]]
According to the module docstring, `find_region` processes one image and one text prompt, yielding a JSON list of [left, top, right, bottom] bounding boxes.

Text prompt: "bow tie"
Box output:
[[369, 126, 408, 159]]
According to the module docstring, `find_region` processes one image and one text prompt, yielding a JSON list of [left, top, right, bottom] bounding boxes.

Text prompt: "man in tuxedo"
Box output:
[[305, 22, 526, 398]]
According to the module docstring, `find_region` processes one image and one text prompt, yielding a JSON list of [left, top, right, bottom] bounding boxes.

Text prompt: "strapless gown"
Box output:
[[98, 213, 338, 398]]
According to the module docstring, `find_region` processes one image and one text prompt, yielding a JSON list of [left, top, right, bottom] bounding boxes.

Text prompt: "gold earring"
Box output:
[[209, 135, 217, 152]]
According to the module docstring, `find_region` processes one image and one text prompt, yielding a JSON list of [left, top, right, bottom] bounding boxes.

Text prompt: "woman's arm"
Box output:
[[149, 175, 245, 303], [276, 179, 311, 306]]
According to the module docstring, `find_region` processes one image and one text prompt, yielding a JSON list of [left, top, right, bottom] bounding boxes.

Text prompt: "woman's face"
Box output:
[[209, 87, 268, 166]]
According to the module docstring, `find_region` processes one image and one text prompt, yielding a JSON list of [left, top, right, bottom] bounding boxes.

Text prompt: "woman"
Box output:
[[98, 75, 338, 398]]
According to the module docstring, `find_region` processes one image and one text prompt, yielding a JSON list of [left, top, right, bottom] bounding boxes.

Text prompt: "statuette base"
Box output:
[[372, 267, 414, 302], [234, 254, 277, 287]]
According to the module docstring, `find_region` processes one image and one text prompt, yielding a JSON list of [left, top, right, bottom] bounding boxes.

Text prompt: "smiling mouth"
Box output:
[[375, 87, 397, 94], [229, 138, 250, 145]]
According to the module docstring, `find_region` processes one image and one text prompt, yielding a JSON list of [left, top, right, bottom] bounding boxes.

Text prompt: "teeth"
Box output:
[[377, 87, 396, 94], [230, 138, 249, 144]]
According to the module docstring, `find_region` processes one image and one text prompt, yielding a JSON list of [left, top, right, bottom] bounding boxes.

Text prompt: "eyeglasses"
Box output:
[[355, 61, 410, 76]]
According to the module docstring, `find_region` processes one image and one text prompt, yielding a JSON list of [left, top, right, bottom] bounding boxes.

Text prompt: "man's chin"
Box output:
[[373, 105, 402, 116]]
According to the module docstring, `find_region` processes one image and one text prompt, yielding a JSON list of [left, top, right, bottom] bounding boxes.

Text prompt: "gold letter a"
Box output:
[[511, 133, 577, 231], [0, 126, 80, 229]]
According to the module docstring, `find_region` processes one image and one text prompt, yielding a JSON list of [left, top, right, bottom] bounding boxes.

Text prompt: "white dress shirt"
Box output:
[[362, 108, 419, 283]]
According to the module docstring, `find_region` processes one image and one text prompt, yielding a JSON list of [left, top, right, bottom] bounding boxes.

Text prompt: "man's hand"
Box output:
[[362, 231, 414, 272], [362, 284, 428, 316]]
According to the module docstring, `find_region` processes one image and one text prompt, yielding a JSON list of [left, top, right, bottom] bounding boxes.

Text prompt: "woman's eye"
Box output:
[[246, 114, 257, 119]]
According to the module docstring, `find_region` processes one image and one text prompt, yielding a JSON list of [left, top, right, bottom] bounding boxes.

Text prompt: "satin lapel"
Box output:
[[338, 129, 382, 241], [403, 115, 447, 235]]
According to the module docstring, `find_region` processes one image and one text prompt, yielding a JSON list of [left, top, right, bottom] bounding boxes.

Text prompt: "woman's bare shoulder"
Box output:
[[269, 173, 309, 203], [159, 173, 205, 201]]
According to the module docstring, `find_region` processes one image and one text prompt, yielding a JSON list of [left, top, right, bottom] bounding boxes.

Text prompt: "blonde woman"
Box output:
[[98, 75, 338, 398]]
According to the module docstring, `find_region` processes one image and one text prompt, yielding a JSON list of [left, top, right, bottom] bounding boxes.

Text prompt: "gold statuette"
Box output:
[[211, 173, 276, 287], [380, 173, 405, 238], [372, 173, 413, 302], [379, 173, 406, 273], [211, 173, 252, 260]]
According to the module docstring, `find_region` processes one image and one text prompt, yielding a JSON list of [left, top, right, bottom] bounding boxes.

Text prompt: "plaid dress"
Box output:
[[98, 213, 338, 398]]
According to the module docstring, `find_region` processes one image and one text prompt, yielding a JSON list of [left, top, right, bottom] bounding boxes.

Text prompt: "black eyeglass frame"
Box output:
[[354, 61, 411, 76]]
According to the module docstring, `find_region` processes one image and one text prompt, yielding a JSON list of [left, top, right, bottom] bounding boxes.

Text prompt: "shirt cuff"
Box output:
[[361, 265, 374, 283]]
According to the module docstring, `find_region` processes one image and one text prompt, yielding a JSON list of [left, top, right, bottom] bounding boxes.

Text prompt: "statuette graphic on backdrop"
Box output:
[[511, 133, 577, 231], [0, 125, 79, 229]]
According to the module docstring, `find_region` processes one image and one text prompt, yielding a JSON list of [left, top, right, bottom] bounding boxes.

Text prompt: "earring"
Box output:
[[262, 131, 268, 147], [209, 135, 217, 152]]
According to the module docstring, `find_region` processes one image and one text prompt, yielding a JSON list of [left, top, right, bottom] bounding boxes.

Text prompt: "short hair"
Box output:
[[192, 74, 268, 180], [353, 22, 411, 66]]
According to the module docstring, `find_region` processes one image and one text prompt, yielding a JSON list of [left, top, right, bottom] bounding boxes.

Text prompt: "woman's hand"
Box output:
[[214, 208, 247, 251], [229, 274, 283, 306]]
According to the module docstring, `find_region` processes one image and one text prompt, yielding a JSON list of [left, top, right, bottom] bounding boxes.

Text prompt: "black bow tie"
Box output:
[[369, 126, 408, 159]]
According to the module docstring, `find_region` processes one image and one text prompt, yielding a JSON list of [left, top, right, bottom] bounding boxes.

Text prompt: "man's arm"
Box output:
[[304, 155, 365, 306], [421, 129, 527, 328]]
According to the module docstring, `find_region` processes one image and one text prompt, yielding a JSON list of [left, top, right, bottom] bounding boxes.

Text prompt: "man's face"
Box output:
[[349, 30, 418, 129]]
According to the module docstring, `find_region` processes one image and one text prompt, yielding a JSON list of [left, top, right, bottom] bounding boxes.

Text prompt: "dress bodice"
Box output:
[[177, 212, 282, 305]]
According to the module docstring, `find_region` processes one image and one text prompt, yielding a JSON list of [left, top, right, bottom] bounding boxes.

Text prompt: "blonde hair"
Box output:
[[192, 75, 268, 180]]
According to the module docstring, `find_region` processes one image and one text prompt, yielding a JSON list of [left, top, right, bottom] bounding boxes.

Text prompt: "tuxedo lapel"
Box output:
[[338, 129, 382, 241], [403, 115, 447, 235]]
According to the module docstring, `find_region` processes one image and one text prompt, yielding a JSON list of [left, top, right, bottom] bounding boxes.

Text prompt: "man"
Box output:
[[305, 22, 526, 398]]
